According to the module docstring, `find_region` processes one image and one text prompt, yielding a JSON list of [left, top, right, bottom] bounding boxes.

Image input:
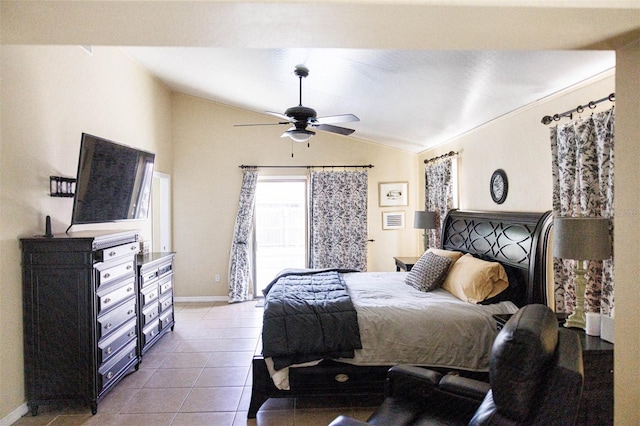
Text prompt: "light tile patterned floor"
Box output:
[[13, 301, 377, 426]]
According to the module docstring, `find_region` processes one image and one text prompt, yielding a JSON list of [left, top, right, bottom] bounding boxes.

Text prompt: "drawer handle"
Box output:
[[106, 347, 112, 354], [105, 323, 112, 330], [129, 352, 135, 359], [131, 245, 138, 251], [150, 293, 155, 299], [335, 374, 349, 383], [107, 372, 113, 379], [151, 330, 156, 337], [127, 309, 134, 315], [127, 265, 133, 270], [127, 287, 133, 292], [103, 273, 110, 279], [108, 251, 116, 257], [104, 297, 111, 304], [128, 331, 135, 337]]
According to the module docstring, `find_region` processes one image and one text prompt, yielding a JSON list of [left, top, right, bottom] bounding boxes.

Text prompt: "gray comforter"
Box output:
[[262, 268, 362, 371]]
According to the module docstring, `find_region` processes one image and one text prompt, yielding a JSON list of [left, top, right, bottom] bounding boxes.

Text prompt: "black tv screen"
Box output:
[[71, 133, 155, 225]]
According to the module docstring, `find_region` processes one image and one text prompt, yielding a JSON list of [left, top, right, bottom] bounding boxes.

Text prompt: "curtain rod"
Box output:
[[541, 93, 615, 125], [424, 150, 458, 164], [239, 164, 374, 169]]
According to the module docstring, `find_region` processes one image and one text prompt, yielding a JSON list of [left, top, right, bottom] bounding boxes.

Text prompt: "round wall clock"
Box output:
[[490, 169, 508, 204]]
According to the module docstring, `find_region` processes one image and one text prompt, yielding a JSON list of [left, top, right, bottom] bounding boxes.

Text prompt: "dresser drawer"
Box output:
[[98, 318, 137, 364], [142, 319, 160, 346], [139, 268, 159, 289], [98, 340, 137, 393], [159, 292, 173, 314], [97, 298, 137, 341], [159, 310, 174, 331], [158, 261, 173, 278], [141, 302, 160, 325], [140, 283, 159, 308], [97, 277, 136, 315], [159, 274, 173, 295], [96, 242, 140, 262], [95, 257, 135, 287]]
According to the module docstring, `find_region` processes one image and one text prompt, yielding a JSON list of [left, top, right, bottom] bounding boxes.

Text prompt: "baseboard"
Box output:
[[0, 403, 28, 426], [173, 296, 229, 303]]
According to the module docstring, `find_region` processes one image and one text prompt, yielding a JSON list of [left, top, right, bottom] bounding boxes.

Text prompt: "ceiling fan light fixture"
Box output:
[[286, 129, 315, 143]]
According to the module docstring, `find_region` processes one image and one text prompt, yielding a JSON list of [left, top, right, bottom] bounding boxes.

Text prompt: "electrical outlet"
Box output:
[[215, 274, 221, 283]]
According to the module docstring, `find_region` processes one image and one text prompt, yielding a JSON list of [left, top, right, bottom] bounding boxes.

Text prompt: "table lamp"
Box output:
[[553, 216, 612, 330], [414, 211, 437, 253]]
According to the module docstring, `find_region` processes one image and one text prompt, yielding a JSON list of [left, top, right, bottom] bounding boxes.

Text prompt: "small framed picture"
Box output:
[[379, 182, 408, 207], [382, 211, 405, 230]]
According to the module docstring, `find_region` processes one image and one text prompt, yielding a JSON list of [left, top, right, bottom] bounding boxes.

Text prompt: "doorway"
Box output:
[[152, 172, 171, 252], [254, 177, 307, 295]]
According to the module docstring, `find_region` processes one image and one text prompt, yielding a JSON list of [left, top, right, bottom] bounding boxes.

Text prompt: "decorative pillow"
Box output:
[[441, 253, 509, 303], [405, 252, 452, 292]]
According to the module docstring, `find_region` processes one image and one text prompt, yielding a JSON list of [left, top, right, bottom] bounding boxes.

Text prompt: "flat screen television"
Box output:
[[70, 133, 155, 226]]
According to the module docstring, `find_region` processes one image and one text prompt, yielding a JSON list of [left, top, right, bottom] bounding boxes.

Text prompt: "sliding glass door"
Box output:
[[253, 177, 307, 296]]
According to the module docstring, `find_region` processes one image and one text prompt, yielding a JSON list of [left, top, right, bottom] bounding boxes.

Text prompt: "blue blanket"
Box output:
[[262, 268, 362, 371]]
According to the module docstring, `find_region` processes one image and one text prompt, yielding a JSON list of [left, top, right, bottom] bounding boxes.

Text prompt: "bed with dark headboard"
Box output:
[[248, 209, 553, 418]]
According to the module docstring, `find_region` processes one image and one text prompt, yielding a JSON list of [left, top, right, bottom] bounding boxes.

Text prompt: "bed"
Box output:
[[248, 209, 553, 418]]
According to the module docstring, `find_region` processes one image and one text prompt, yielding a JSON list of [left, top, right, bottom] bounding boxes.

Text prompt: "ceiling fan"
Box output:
[[234, 65, 359, 143]]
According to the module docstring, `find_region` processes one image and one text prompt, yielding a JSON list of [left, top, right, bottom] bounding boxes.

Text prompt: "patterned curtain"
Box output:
[[550, 107, 615, 316], [309, 170, 368, 271], [425, 157, 456, 250], [228, 169, 259, 303]]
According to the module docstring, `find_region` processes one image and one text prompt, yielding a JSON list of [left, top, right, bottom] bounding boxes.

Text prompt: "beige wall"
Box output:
[[417, 72, 615, 212], [0, 45, 172, 420], [170, 93, 419, 299]]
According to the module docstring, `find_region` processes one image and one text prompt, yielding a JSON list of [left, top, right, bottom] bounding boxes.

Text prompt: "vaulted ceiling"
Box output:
[[3, 1, 637, 153]]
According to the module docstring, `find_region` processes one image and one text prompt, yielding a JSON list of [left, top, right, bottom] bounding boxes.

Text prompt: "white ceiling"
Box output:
[[3, 1, 633, 154], [124, 47, 615, 152]]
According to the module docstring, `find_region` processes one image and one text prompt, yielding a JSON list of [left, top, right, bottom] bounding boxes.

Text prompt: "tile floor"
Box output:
[[13, 301, 378, 426]]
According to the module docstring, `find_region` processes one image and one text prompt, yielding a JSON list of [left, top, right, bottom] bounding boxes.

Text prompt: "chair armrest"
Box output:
[[385, 364, 443, 399], [438, 374, 491, 402]]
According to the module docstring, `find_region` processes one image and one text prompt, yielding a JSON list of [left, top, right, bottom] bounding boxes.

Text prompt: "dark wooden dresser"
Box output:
[[21, 230, 140, 415], [575, 332, 614, 426], [137, 252, 175, 355]]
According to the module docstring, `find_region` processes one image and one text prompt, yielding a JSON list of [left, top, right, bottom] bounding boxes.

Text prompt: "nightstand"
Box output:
[[394, 256, 420, 272], [493, 313, 613, 425]]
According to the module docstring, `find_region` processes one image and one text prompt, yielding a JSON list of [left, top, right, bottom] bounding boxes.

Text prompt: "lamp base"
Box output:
[[564, 310, 586, 330], [564, 263, 587, 330]]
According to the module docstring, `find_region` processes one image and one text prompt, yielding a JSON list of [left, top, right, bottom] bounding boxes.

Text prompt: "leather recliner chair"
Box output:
[[330, 304, 584, 425]]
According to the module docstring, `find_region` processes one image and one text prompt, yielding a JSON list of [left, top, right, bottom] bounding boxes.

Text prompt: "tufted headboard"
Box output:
[[440, 210, 553, 307]]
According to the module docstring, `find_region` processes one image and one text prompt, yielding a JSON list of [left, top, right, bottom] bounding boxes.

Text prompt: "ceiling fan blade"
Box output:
[[233, 122, 289, 127], [314, 114, 360, 125], [266, 111, 294, 122], [314, 123, 356, 136]]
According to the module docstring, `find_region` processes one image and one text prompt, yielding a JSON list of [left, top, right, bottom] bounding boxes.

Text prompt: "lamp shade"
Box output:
[[414, 211, 437, 229], [553, 216, 612, 260]]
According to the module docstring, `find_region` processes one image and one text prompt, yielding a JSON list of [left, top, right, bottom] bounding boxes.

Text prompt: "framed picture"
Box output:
[[379, 182, 408, 206], [382, 211, 405, 230]]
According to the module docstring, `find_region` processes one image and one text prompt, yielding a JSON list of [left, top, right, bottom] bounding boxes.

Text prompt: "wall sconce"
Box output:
[[414, 211, 437, 253], [50, 176, 76, 197], [553, 216, 612, 330]]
